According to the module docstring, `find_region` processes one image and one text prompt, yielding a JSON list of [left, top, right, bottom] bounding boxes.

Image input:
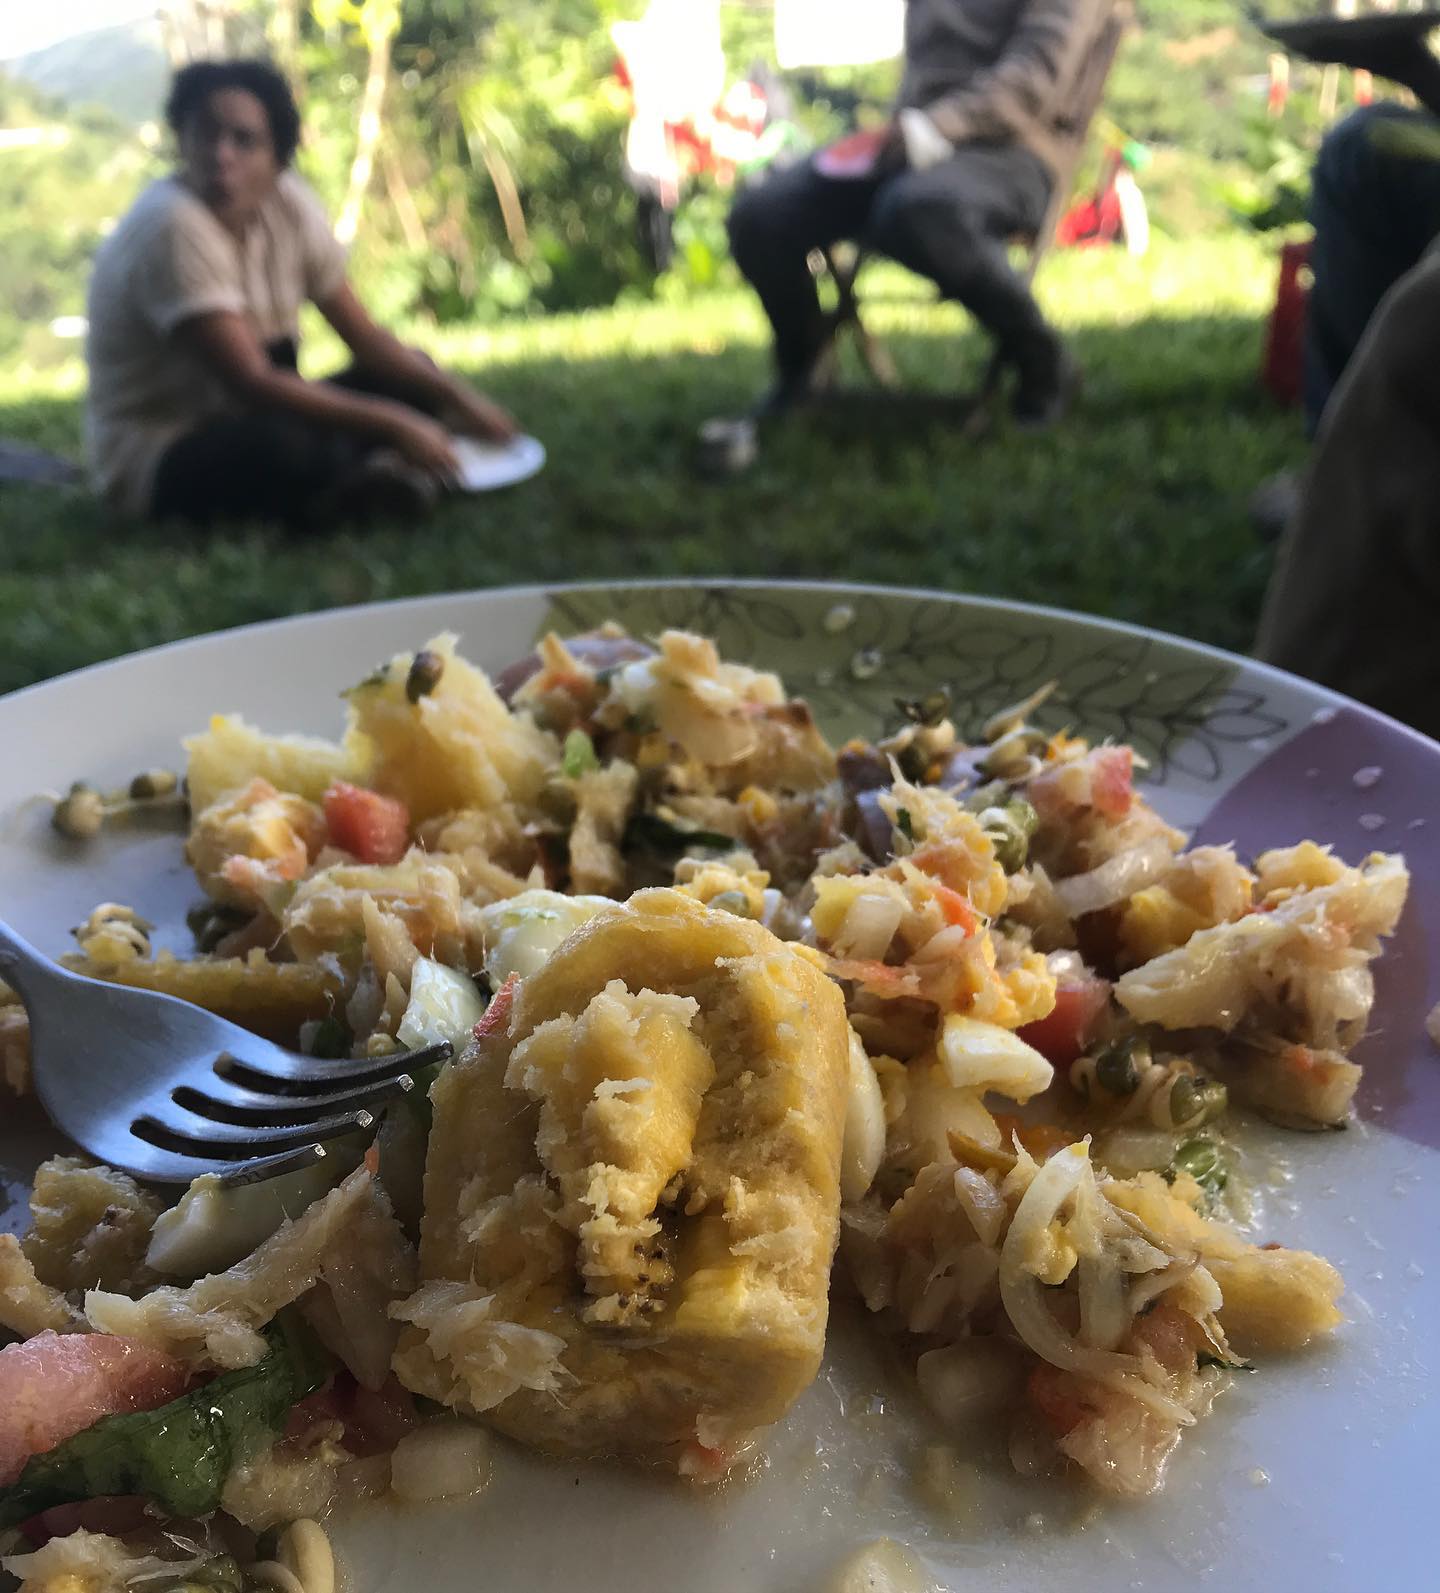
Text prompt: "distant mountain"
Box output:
[[6, 20, 167, 126]]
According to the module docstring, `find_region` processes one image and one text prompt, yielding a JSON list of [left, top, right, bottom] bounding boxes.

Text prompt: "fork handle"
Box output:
[[0, 916, 71, 1005]]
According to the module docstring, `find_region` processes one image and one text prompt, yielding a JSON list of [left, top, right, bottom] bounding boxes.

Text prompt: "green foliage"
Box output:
[[0, 0, 1368, 352], [0, 73, 161, 364]]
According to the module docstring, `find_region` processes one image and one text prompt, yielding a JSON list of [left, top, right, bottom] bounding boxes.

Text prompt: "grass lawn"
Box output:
[[0, 232, 1303, 694]]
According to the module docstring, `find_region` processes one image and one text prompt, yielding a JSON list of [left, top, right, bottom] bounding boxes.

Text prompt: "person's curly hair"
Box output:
[[165, 59, 302, 166]]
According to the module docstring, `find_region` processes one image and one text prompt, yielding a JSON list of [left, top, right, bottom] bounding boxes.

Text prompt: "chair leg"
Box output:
[[855, 321, 901, 388], [809, 332, 841, 394]]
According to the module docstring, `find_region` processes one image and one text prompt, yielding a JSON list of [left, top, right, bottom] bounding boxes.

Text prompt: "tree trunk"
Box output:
[[336, 21, 394, 246], [478, 139, 532, 262], [382, 146, 428, 253], [269, 0, 302, 87]]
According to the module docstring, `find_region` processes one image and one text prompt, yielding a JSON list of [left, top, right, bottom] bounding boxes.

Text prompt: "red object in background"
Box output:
[[1055, 148, 1127, 248], [1262, 238, 1312, 408], [1267, 51, 1291, 116]]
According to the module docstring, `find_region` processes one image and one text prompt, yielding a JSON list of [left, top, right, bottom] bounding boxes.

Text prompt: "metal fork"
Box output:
[[0, 917, 454, 1185]]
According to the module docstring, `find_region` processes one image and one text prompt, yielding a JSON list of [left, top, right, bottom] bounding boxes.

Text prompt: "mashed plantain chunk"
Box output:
[[392, 888, 851, 1469]]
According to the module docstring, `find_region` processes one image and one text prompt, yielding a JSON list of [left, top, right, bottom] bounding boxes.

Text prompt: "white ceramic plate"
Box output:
[[452, 433, 546, 494], [2, 581, 1437, 1593]]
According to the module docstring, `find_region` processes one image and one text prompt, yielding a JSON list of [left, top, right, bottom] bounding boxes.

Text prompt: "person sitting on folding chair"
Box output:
[[726, 0, 1109, 425]]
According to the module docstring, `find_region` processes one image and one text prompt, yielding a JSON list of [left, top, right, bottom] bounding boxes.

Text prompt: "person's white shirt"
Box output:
[[85, 169, 347, 516]]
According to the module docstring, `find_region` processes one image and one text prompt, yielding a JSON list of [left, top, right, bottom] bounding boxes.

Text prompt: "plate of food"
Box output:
[[0, 580, 1435, 1593]]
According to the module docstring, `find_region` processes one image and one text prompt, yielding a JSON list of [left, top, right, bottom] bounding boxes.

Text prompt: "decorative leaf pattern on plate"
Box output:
[[542, 584, 1290, 785]]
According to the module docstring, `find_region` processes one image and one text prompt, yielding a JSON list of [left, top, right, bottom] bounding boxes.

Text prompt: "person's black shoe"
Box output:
[[1011, 335, 1082, 432], [748, 366, 821, 420]]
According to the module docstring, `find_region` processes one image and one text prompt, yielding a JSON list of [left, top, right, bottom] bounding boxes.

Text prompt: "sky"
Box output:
[[1, 0, 155, 61]]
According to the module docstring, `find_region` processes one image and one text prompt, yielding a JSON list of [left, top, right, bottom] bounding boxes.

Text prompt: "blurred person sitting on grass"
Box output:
[[726, 0, 1109, 427], [85, 58, 517, 528]]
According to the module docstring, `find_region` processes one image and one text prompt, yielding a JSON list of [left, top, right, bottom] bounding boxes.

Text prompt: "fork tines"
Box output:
[[130, 1038, 454, 1185]]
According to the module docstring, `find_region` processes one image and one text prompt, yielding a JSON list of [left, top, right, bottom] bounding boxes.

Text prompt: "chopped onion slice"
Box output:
[[939, 1015, 1054, 1104], [397, 958, 488, 1050], [835, 891, 905, 961], [1074, 1174, 1129, 1352], [1054, 838, 1175, 919], [999, 1143, 1196, 1426], [389, 1419, 494, 1502], [841, 1030, 887, 1203]]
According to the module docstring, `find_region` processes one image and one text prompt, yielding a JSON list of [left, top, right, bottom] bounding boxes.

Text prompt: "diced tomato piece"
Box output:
[[323, 781, 410, 866], [1029, 746, 1135, 821], [1017, 977, 1111, 1067], [346, 1378, 420, 1455], [1129, 1300, 1197, 1373], [285, 1382, 348, 1440], [1089, 746, 1135, 819], [474, 973, 520, 1040], [1027, 1363, 1096, 1436], [284, 1372, 417, 1458], [0, 1333, 189, 1487]]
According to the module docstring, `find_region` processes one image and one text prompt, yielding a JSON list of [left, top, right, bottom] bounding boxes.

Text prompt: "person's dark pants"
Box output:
[[1305, 103, 1440, 435], [149, 338, 442, 527], [726, 143, 1054, 386]]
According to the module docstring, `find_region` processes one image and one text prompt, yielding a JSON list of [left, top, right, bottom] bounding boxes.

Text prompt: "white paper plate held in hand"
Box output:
[[451, 433, 546, 493]]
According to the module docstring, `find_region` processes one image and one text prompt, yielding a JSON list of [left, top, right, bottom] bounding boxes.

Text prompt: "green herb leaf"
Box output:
[[1198, 1351, 1254, 1373], [0, 1317, 332, 1530], [303, 1014, 350, 1060], [895, 808, 914, 841], [561, 728, 600, 780], [622, 812, 734, 857]]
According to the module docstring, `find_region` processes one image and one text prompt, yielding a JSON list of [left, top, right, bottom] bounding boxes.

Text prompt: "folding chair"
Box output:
[[809, 0, 1133, 418]]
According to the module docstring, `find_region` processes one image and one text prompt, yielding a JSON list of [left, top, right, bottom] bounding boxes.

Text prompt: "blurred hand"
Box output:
[[388, 410, 461, 479], [447, 387, 520, 443]]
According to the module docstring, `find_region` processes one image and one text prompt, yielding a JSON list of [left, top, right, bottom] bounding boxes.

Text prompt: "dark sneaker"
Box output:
[[748, 367, 823, 420], [1011, 336, 1082, 431]]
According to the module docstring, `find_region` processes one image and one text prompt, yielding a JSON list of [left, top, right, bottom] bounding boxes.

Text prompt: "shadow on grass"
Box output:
[[0, 309, 1301, 693]]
